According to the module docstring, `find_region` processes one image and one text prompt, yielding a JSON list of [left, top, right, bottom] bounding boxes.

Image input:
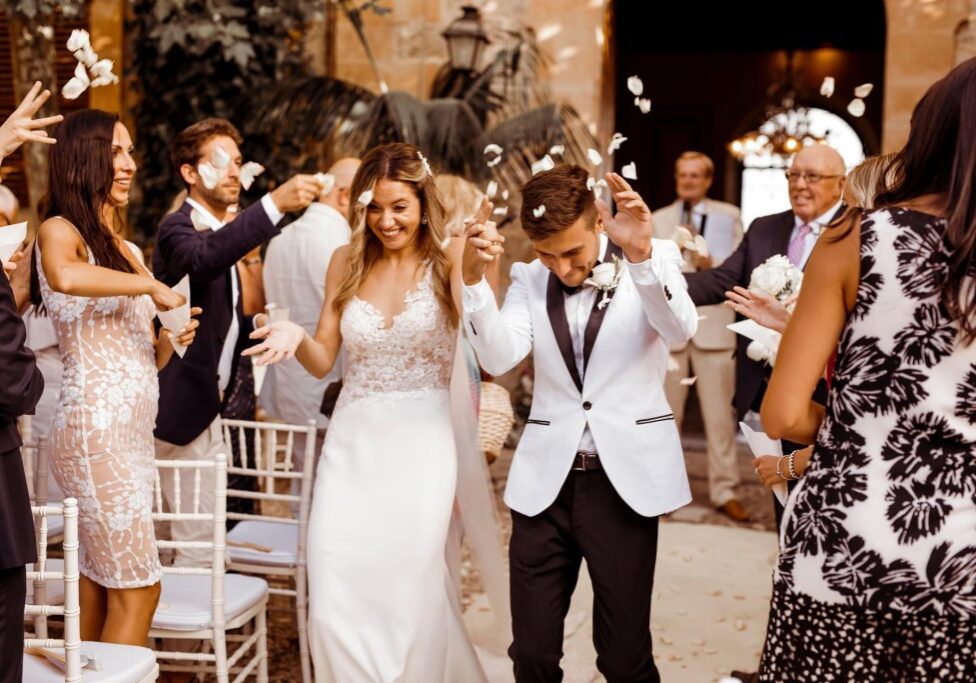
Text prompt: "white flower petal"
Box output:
[[626, 75, 643, 97], [587, 148, 603, 166], [672, 226, 694, 248], [501, 189, 509, 200], [667, 355, 680, 372], [819, 76, 835, 97], [66, 29, 91, 53], [854, 82, 874, 98], [593, 178, 609, 199], [61, 76, 88, 101], [314, 172, 336, 195], [483, 143, 503, 156], [606, 132, 628, 155], [38, 26, 54, 41], [486, 180, 498, 199], [532, 204, 546, 218], [637, 97, 652, 114], [74, 46, 98, 68], [549, 144, 565, 156], [89, 59, 116, 79], [530, 155, 555, 175], [847, 98, 866, 117], [197, 162, 224, 190], [73, 60, 90, 85], [240, 162, 266, 191], [586, 177, 596, 191], [212, 144, 231, 170], [486, 155, 502, 168], [439, 235, 452, 251], [492, 206, 507, 217], [621, 162, 637, 180], [357, 188, 374, 206]]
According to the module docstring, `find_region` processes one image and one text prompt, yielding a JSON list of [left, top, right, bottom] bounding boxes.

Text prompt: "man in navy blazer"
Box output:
[[152, 118, 321, 565]]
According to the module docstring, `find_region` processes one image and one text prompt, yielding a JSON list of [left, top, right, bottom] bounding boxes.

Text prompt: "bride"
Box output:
[[244, 142, 506, 682]]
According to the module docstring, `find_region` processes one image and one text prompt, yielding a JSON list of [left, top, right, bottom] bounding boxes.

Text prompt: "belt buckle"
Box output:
[[575, 451, 596, 472]]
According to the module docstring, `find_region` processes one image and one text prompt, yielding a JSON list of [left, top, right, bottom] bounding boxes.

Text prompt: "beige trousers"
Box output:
[[154, 418, 222, 567], [666, 345, 739, 507]]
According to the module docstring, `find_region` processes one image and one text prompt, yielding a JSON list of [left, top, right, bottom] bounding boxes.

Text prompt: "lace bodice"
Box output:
[[337, 265, 455, 411]]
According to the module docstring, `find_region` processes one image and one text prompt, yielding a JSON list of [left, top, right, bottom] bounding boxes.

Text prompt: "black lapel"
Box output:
[[770, 210, 795, 262], [546, 274, 583, 393], [582, 240, 623, 374]]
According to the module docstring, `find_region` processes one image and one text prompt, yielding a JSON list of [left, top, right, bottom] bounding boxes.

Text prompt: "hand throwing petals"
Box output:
[[240, 161, 266, 191]]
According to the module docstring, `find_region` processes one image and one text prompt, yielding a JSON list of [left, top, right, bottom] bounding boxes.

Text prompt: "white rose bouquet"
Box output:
[[748, 254, 802, 302], [584, 255, 625, 309]]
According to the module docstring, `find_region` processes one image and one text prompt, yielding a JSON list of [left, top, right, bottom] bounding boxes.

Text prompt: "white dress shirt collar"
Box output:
[[185, 197, 227, 230]]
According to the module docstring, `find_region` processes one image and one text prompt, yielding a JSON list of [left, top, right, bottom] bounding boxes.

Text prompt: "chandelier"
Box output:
[[728, 51, 827, 166]]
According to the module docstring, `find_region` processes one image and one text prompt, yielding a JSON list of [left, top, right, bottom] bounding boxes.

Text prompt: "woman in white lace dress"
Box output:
[[31, 110, 199, 645], [246, 143, 504, 682]]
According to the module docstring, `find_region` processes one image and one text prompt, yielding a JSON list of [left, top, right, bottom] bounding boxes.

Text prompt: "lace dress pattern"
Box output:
[[37, 241, 162, 588]]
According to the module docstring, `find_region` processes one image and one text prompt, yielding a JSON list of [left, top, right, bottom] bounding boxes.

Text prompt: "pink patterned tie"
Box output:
[[787, 224, 813, 267]]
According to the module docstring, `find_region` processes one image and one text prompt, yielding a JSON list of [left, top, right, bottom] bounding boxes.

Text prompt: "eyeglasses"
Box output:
[[784, 171, 842, 185]]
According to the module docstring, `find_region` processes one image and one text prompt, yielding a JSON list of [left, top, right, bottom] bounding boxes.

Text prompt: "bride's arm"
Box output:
[[245, 244, 347, 378]]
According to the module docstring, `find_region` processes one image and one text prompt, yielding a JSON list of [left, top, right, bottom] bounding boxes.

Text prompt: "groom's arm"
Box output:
[[626, 239, 698, 344], [462, 263, 533, 376]]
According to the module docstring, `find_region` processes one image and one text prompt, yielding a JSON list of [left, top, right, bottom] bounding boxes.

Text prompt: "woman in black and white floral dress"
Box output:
[[757, 58, 976, 682]]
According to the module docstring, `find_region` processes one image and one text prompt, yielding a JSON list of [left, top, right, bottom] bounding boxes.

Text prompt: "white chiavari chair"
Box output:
[[149, 451, 269, 683], [221, 418, 316, 683], [23, 498, 159, 683]]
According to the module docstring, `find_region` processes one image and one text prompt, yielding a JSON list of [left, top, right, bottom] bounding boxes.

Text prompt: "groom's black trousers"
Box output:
[[509, 468, 661, 683]]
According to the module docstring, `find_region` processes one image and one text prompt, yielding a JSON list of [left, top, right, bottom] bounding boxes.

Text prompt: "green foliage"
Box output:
[[127, 0, 325, 241], [0, 0, 84, 20]]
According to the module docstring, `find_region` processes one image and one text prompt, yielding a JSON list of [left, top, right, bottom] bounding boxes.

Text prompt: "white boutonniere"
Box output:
[[584, 255, 625, 309]]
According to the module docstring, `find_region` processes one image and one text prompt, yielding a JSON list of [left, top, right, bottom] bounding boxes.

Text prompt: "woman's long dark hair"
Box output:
[[874, 57, 976, 343], [30, 109, 136, 307]]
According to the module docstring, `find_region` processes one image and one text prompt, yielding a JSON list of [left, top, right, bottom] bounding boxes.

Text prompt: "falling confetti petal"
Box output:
[[847, 98, 866, 117], [357, 188, 374, 206], [492, 207, 507, 216], [636, 97, 652, 114], [532, 205, 546, 218], [61, 62, 90, 100], [38, 26, 54, 41], [501, 189, 509, 200], [593, 178, 609, 199], [680, 376, 697, 386], [487, 156, 502, 168], [314, 172, 336, 195], [586, 177, 596, 191], [627, 75, 644, 97], [531, 155, 555, 175], [698, 314, 708, 321], [483, 143, 503, 157], [587, 148, 603, 165], [854, 82, 874, 98], [197, 162, 224, 190], [240, 162, 265, 191], [439, 235, 452, 250], [607, 132, 628, 155], [622, 162, 637, 180], [89, 59, 118, 87], [549, 144, 565, 156], [212, 145, 231, 170], [486, 180, 498, 199], [820, 76, 835, 97]]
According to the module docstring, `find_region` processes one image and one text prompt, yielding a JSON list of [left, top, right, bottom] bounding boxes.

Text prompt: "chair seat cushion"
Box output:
[[23, 642, 156, 683], [152, 573, 268, 631], [25, 558, 65, 606], [227, 520, 298, 567]]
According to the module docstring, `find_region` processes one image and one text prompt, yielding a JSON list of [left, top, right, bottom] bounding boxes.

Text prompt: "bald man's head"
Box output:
[[320, 157, 361, 219], [787, 144, 847, 222], [0, 185, 18, 226]]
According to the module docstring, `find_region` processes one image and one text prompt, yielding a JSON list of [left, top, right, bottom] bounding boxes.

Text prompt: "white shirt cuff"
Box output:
[[461, 277, 493, 313], [261, 194, 284, 225], [624, 252, 664, 287]]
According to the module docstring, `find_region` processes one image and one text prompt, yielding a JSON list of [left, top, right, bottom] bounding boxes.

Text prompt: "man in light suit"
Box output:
[[653, 151, 747, 521], [462, 165, 697, 682]]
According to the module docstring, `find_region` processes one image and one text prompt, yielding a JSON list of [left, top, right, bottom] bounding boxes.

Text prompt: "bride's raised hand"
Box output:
[[243, 320, 306, 366]]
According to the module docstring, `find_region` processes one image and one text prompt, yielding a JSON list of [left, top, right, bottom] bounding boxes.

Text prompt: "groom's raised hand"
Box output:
[[461, 196, 505, 286], [595, 172, 654, 263]]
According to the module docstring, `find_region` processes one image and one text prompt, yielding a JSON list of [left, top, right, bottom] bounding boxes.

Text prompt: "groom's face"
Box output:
[[532, 215, 604, 287]]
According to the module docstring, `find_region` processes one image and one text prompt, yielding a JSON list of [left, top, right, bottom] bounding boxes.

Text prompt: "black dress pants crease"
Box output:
[[509, 469, 661, 683]]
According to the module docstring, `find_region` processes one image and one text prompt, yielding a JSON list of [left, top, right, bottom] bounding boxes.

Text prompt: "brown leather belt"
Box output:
[[571, 451, 601, 472]]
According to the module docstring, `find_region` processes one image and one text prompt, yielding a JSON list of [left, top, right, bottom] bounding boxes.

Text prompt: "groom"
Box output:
[[461, 165, 698, 682]]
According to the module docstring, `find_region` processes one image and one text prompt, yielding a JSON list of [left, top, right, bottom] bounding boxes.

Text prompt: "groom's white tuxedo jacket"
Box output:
[[463, 236, 698, 517]]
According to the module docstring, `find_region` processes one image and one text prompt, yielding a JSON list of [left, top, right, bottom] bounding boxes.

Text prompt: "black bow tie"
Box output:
[[559, 266, 601, 296]]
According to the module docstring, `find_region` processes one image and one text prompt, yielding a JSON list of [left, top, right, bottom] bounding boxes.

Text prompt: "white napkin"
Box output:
[[0, 221, 27, 262], [740, 421, 788, 505], [155, 275, 191, 358]]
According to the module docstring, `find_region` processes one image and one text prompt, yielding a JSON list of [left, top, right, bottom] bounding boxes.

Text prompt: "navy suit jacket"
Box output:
[[152, 200, 282, 445], [0, 273, 43, 569]]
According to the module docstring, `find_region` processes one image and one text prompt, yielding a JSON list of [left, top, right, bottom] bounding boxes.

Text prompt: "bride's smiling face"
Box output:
[[365, 179, 423, 251]]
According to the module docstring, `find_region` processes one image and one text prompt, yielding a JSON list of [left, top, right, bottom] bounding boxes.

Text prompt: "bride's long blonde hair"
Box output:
[[332, 142, 457, 327]]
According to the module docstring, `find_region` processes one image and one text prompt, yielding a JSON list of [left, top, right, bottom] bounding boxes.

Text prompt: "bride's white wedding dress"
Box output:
[[306, 265, 488, 682]]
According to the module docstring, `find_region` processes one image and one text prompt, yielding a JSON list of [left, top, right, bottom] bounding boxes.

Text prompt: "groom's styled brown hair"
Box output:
[[520, 165, 598, 241]]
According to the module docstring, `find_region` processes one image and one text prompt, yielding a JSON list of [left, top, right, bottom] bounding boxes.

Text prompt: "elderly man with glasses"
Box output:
[[682, 143, 846, 524]]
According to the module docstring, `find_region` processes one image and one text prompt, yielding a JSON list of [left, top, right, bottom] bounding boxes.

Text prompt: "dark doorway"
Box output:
[[612, 1, 886, 214]]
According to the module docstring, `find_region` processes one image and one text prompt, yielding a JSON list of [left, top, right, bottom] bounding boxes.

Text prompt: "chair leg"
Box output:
[[296, 573, 312, 683], [256, 605, 269, 683], [213, 629, 229, 683]]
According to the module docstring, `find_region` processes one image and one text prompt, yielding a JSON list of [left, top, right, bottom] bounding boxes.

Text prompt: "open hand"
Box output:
[[725, 286, 792, 333], [595, 172, 653, 263], [243, 320, 306, 366], [461, 196, 504, 285], [0, 82, 63, 158]]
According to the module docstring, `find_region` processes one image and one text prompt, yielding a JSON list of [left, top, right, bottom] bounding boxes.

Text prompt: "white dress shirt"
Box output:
[[186, 195, 283, 393], [463, 234, 665, 455], [791, 198, 844, 269], [261, 202, 350, 427]]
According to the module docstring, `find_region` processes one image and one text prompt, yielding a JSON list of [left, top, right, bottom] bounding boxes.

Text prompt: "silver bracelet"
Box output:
[[775, 456, 788, 480], [787, 450, 799, 480]]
